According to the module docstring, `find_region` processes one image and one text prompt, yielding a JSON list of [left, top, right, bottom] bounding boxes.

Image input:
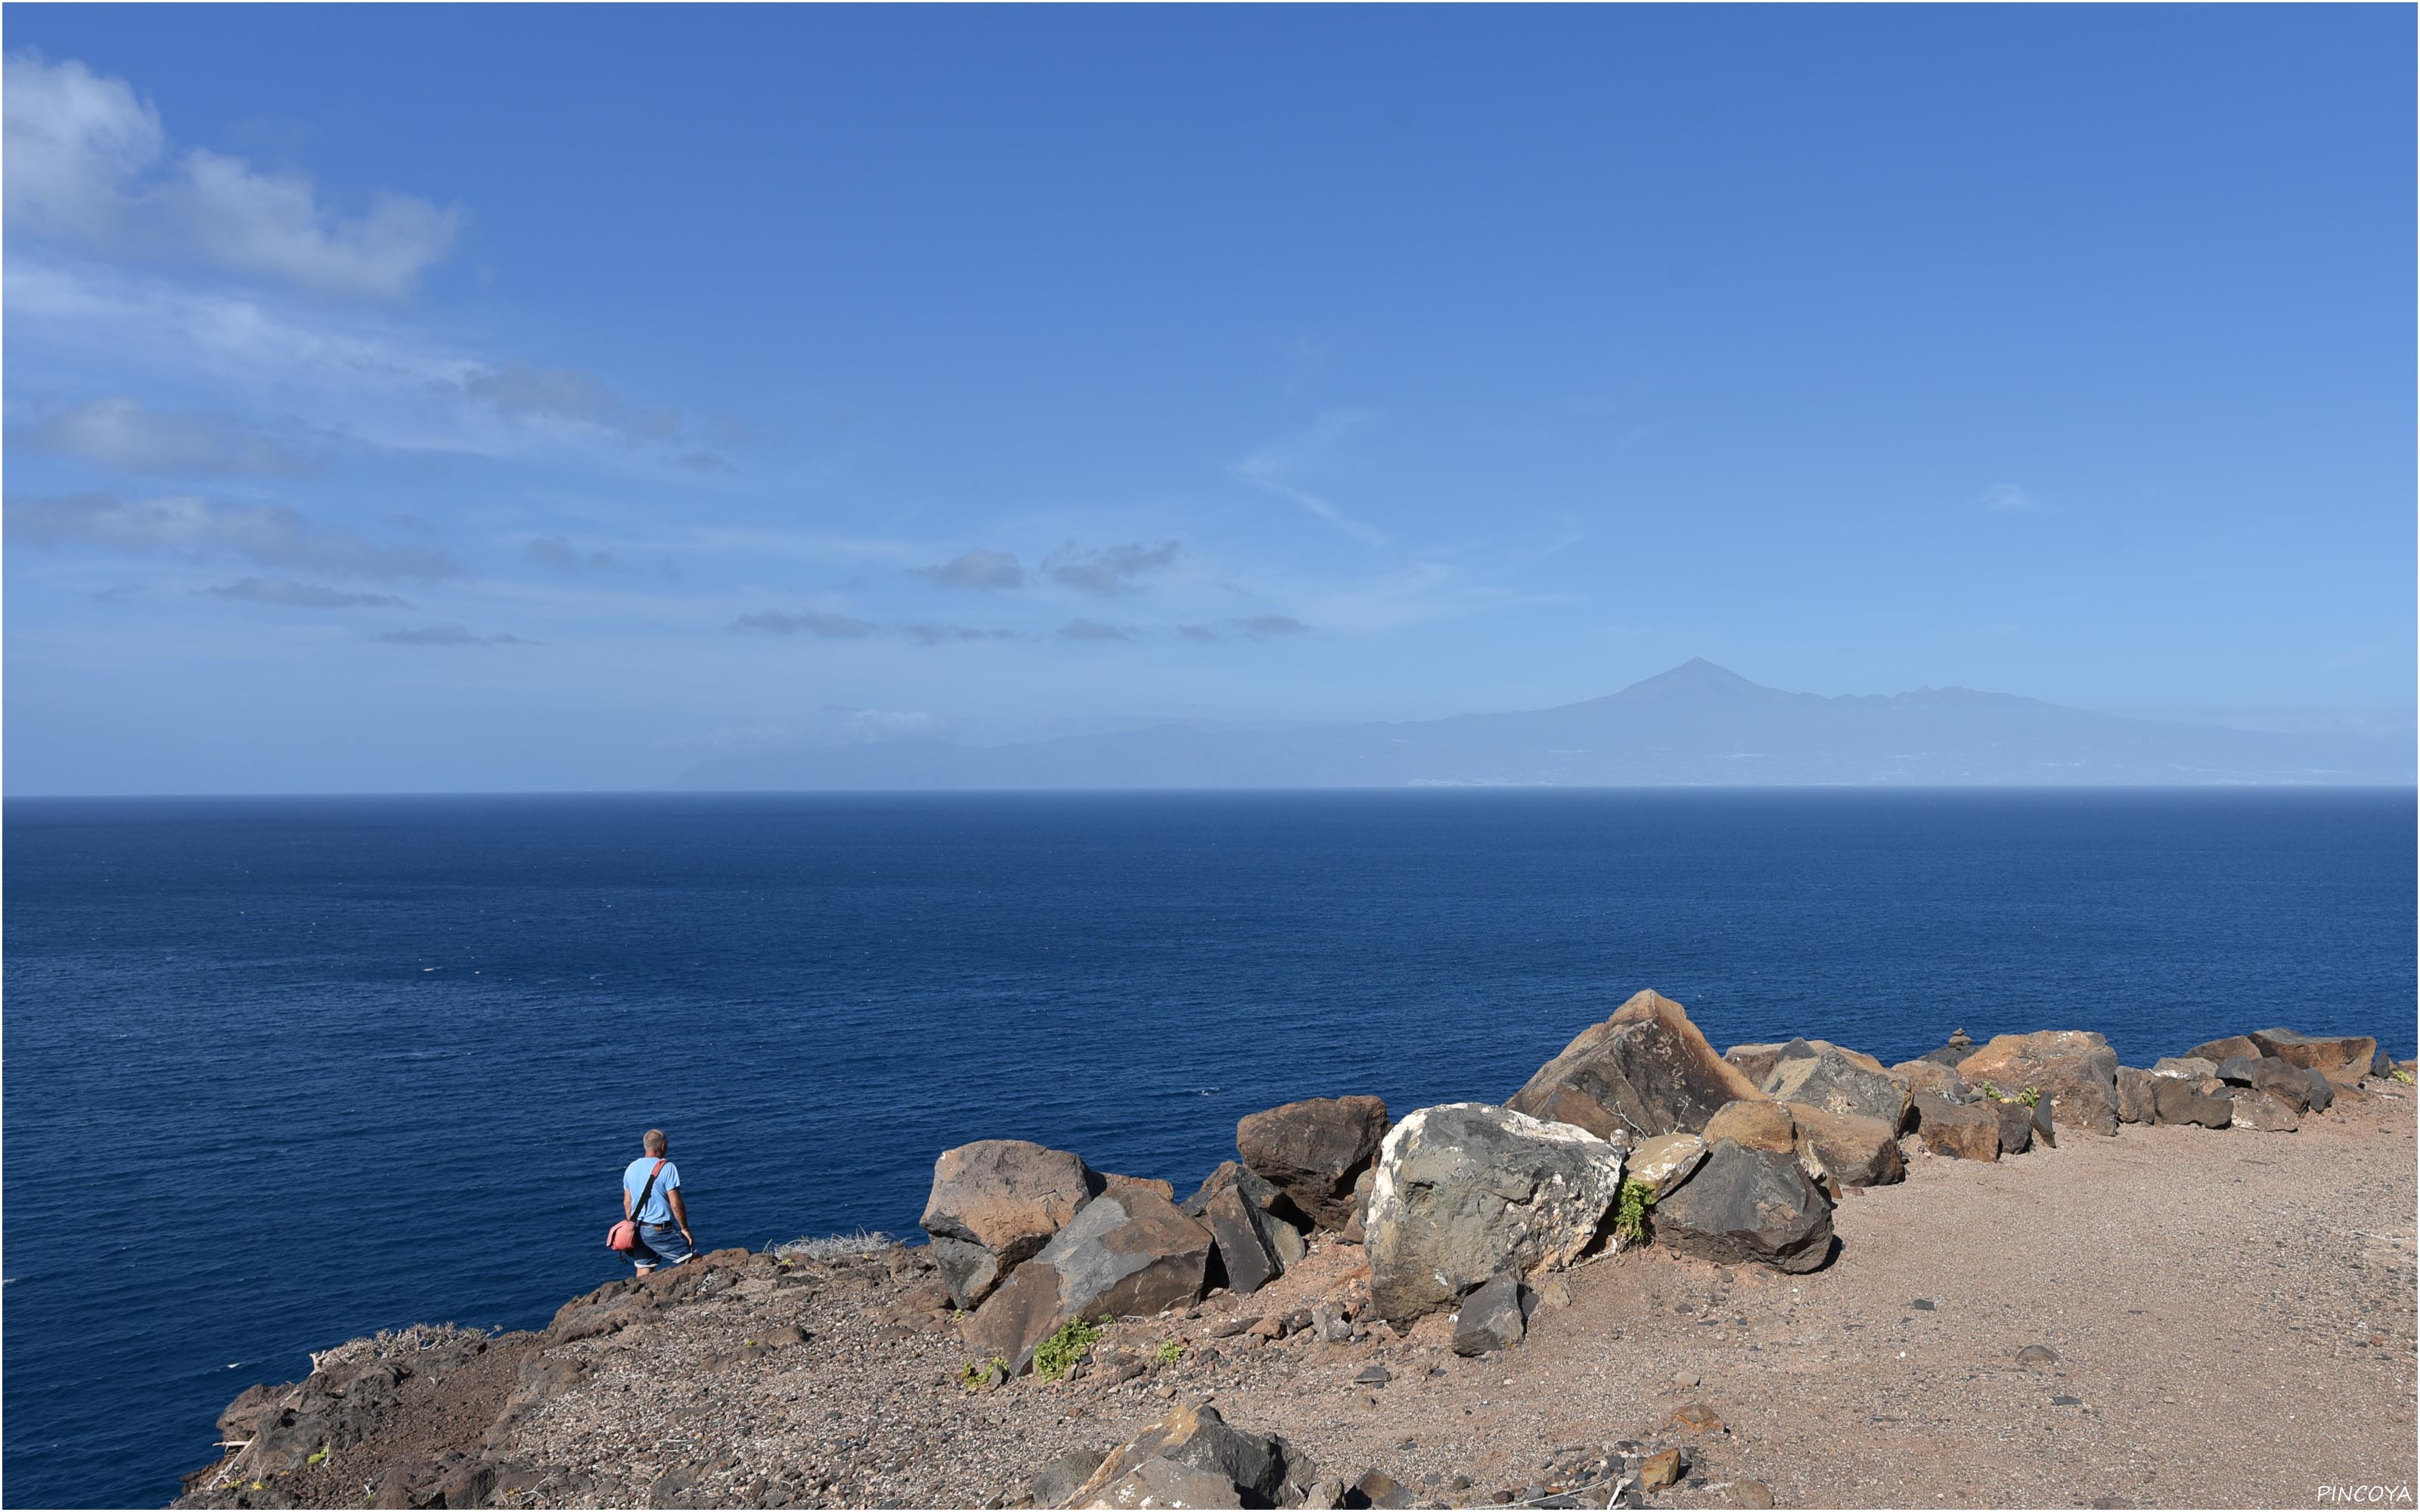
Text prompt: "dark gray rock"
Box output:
[[1762, 1049, 1908, 1129], [1202, 1185, 1295, 1298], [1364, 1103, 1627, 1325], [1236, 1096, 1391, 1232], [1065, 1400, 1292, 1508], [1451, 1272, 1530, 1356], [1989, 1099, 2035, 1155], [1652, 1137, 1835, 1273]]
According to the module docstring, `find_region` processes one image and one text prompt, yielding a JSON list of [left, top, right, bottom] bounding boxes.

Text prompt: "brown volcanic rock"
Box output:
[[2116, 1067, 2158, 1124], [1235, 1095, 1389, 1231], [2154, 1075, 2235, 1129], [2227, 1086, 2301, 1133], [1703, 1098, 1798, 1154], [1786, 1104, 1905, 1187], [923, 1139, 1098, 1308], [2247, 1028, 2379, 1089], [963, 1189, 1211, 1374], [1509, 990, 1764, 1140], [1910, 1091, 2000, 1161], [1956, 1030, 2121, 1136], [2187, 1034, 2265, 1065]]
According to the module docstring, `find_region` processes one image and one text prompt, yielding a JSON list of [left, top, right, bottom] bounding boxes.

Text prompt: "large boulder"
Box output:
[[1061, 1400, 1298, 1510], [1723, 1043, 1793, 1088], [1508, 990, 1764, 1140], [1956, 1031, 2120, 1136], [2246, 1028, 2378, 1089], [1201, 1185, 1297, 1298], [2152, 1056, 2217, 1080], [923, 1139, 1099, 1308], [1181, 1160, 1305, 1228], [963, 1188, 1212, 1374], [2152, 1075, 2234, 1130], [1784, 1105, 1904, 1187], [1652, 1137, 1834, 1273], [1702, 1098, 1796, 1154], [1891, 1060, 1972, 1104], [1763, 1049, 1910, 1129], [2186, 1034, 2263, 1065], [2226, 1086, 2301, 1133], [2214, 1055, 2315, 1114], [1910, 1090, 1999, 1161], [1235, 1096, 1390, 1231], [1364, 1103, 1627, 1325], [2115, 1067, 2158, 1125]]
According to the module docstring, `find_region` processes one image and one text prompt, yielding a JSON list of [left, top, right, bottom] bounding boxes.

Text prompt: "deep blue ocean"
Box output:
[[5, 790, 2414, 1508]]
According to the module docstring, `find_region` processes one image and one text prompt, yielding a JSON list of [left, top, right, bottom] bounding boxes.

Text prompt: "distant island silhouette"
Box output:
[[677, 658, 2414, 789]]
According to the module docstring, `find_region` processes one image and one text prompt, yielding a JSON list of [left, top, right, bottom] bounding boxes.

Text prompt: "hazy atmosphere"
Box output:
[[5, 7, 2412, 794]]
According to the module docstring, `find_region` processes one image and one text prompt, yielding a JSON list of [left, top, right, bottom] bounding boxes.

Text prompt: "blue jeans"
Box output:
[[632, 1221, 693, 1269]]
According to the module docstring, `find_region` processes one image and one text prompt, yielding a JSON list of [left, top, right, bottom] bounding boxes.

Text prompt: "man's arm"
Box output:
[[622, 1178, 634, 1220], [668, 1185, 692, 1244]]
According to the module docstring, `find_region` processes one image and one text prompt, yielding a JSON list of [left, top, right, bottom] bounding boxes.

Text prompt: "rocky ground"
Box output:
[[179, 1084, 2418, 1510]]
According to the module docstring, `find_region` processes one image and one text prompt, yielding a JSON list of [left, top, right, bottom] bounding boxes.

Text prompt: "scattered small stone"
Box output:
[[1355, 1364, 1392, 1387], [2017, 1345, 2059, 1369], [1910, 1299, 1936, 1312], [1729, 1479, 1776, 1507], [2051, 1395, 2084, 1406], [1639, 1449, 1685, 1492]]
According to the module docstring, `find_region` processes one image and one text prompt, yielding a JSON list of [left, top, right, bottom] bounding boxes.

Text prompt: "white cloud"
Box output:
[[3, 51, 462, 298], [915, 549, 1026, 590], [1981, 482, 2046, 513], [201, 575, 411, 609]]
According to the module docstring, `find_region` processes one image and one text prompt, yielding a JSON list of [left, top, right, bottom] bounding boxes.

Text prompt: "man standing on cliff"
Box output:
[[623, 1129, 696, 1272]]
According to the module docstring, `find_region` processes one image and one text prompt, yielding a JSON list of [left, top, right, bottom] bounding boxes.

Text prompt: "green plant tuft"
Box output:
[[1032, 1317, 1110, 1382], [959, 1356, 1007, 1391], [305, 1448, 328, 1468], [1612, 1178, 1656, 1244], [2017, 1086, 2043, 1108], [2392, 1068, 2415, 1085], [1153, 1339, 1185, 1365]]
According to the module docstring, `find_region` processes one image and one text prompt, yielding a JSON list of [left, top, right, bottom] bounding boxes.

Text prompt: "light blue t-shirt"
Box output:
[[623, 1157, 681, 1225]]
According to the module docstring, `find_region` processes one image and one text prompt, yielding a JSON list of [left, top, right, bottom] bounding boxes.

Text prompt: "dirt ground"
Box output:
[[182, 1086, 2418, 1510]]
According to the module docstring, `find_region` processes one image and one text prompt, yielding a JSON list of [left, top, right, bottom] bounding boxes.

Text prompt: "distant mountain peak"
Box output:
[[1614, 658, 1779, 702]]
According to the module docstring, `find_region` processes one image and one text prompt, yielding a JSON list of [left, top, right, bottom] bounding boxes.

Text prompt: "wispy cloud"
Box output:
[[9, 396, 328, 478], [374, 624, 539, 647], [1234, 412, 1388, 547], [915, 548, 1026, 590], [1177, 615, 1313, 642], [730, 609, 880, 639], [900, 621, 1017, 646], [456, 363, 681, 447], [526, 534, 615, 572], [201, 575, 411, 609], [1980, 482, 2047, 513], [3, 51, 461, 299], [1046, 540, 1180, 596], [6, 491, 464, 580], [1057, 618, 1132, 643]]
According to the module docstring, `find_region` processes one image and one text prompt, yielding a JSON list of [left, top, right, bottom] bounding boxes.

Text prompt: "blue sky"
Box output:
[[5, 5, 2412, 794]]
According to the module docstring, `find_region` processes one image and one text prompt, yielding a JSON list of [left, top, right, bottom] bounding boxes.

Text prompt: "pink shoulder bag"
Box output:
[[608, 1158, 669, 1252]]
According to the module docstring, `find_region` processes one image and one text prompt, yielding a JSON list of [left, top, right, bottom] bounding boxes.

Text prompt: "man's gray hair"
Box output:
[[643, 1128, 668, 1154]]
